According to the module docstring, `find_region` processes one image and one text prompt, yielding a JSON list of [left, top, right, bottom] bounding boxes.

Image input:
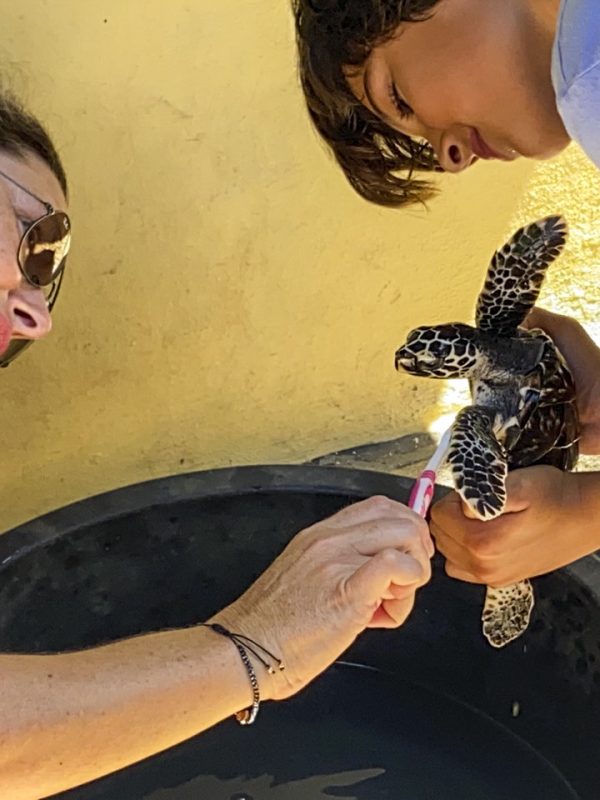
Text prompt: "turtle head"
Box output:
[[395, 323, 480, 378]]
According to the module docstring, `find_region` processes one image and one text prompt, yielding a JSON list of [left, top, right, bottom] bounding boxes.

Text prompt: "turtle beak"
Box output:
[[394, 347, 415, 372]]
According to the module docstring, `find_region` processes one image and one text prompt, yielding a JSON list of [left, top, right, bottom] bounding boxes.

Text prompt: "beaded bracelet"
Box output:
[[201, 622, 285, 725]]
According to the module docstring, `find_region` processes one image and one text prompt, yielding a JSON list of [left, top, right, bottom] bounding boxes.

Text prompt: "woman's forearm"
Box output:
[[0, 624, 265, 800], [0, 494, 432, 799]]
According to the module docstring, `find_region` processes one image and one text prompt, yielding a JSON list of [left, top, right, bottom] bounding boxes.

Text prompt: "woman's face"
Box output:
[[0, 149, 68, 357], [347, 0, 568, 173]]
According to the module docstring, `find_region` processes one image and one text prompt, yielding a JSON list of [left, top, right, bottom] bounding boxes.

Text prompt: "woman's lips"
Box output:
[[0, 315, 12, 355], [470, 128, 512, 161]]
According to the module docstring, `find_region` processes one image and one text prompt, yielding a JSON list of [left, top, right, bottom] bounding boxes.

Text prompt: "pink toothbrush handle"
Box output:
[[408, 470, 436, 518]]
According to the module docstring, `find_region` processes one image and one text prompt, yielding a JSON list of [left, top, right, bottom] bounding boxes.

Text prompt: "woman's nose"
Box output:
[[0, 237, 23, 293], [434, 130, 478, 174], [0, 291, 52, 357], [5, 289, 52, 340], [0, 235, 49, 341], [0, 230, 51, 341]]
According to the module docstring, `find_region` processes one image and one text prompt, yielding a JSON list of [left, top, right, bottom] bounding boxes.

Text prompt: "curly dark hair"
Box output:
[[0, 93, 67, 197], [293, 0, 442, 208]]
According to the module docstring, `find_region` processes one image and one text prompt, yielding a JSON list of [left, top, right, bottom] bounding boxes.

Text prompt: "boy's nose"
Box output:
[[435, 131, 478, 174]]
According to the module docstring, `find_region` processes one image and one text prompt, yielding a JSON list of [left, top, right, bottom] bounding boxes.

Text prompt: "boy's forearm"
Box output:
[[572, 471, 600, 553], [0, 624, 264, 799]]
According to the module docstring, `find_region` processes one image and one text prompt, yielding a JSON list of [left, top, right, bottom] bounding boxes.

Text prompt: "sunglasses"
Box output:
[[0, 168, 71, 368]]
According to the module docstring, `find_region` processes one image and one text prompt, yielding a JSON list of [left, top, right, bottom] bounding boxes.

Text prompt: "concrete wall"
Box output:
[[1, 1, 598, 531]]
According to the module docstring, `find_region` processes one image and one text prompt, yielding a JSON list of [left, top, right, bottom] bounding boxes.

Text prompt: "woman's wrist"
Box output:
[[206, 607, 289, 704], [194, 622, 268, 716]]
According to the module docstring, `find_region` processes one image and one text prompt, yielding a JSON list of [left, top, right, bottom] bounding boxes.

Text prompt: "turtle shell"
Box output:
[[488, 330, 579, 471]]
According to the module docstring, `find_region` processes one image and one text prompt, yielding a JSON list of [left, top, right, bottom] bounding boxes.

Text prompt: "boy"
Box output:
[[294, 1, 598, 202], [294, 0, 600, 588]]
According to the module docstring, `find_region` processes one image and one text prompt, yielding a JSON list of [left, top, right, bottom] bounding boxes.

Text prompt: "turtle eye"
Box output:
[[429, 341, 451, 359]]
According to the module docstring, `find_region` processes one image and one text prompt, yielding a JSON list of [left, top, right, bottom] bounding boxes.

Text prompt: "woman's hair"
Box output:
[[293, 0, 441, 208], [0, 93, 67, 197]]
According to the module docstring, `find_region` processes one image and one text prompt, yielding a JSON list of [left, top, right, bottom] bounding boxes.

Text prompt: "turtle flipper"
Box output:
[[476, 216, 567, 336], [447, 406, 507, 521], [483, 581, 534, 648], [447, 407, 535, 648]]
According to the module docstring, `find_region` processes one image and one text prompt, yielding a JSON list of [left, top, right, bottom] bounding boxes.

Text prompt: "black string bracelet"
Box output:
[[200, 622, 285, 725]]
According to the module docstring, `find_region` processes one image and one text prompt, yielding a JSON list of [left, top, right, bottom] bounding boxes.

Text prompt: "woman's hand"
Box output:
[[213, 495, 433, 700]]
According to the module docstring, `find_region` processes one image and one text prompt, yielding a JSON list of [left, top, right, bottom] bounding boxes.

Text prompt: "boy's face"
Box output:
[[0, 150, 68, 358], [346, 0, 568, 173]]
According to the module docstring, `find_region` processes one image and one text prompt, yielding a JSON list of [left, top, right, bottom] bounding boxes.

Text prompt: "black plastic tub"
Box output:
[[0, 465, 598, 799]]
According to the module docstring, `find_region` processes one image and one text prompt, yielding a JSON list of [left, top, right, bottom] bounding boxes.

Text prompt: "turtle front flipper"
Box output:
[[476, 216, 567, 337], [447, 406, 508, 521], [447, 406, 534, 648], [482, 581, 534, 648]]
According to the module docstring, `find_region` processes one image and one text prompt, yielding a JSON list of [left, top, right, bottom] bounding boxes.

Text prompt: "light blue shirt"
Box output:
[[552, 0, 600, 168]]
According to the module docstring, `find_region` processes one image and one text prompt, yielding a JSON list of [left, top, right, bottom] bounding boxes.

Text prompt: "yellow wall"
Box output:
[[1, 1, 598, 531]]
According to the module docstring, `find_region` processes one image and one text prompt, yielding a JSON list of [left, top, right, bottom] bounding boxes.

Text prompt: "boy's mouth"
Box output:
[[470, 128, 513, 161]]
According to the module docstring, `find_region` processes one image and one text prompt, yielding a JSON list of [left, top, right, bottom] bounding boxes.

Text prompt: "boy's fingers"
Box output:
[[460, 500, 479, 519], [431, 525, 470, 566], [431, 496, 490, 546], [445, 561, 482, 584]]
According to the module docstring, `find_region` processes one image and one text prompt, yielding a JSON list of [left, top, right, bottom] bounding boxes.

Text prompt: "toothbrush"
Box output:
[[408, 426, 452, 518]]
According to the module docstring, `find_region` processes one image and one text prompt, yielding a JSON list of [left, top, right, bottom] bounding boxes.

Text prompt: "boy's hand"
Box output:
[[524, 307, 600, 455], [431, 466, 597, 586]]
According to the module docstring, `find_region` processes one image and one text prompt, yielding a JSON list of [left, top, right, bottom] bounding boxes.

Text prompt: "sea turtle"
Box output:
[[394, 215, 579, 648]]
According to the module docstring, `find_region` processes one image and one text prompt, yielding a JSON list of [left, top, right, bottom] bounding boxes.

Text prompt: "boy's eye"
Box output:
[[389, 82, 414, 120]]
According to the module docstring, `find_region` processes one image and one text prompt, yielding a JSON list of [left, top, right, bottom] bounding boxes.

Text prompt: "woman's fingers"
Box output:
[[368, 595, 416, 629], [348, 519, 431, 573], [345, 549, 426, 615]]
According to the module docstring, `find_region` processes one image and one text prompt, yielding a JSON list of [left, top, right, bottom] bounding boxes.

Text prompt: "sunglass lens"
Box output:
[[20, 212, 71, 287]]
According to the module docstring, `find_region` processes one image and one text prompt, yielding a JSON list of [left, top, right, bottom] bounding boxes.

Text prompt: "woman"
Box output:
[[0, 94, 432, 799], [0, 94, 68, 367]]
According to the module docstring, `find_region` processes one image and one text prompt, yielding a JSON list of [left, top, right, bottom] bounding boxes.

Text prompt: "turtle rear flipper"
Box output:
[[483, 581, 534, 648], [447, 406, 508, 521], [476, 216, 567, 336]]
